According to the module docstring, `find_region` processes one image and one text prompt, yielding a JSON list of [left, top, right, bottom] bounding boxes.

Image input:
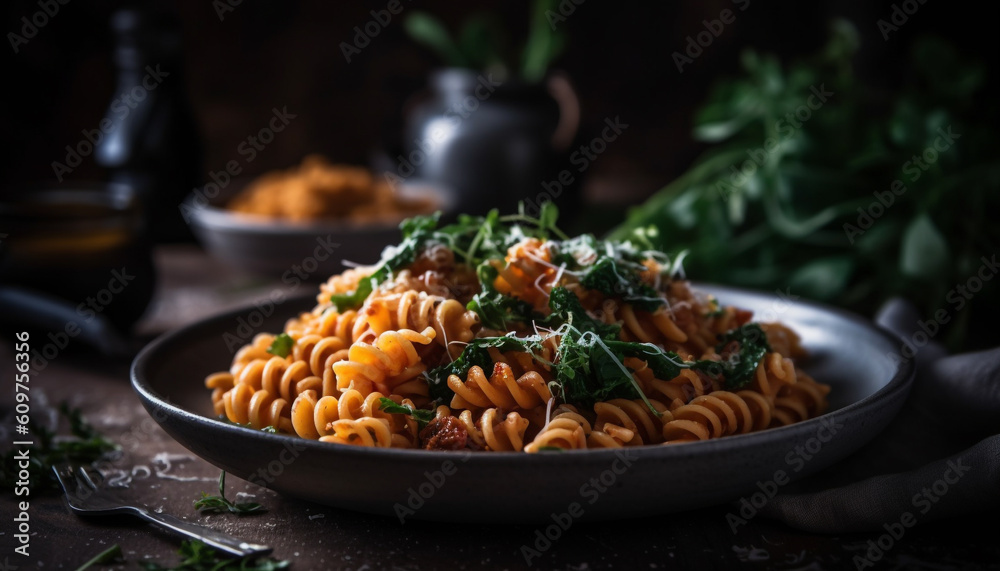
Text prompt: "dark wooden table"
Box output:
[[2, 246, 998, 570]]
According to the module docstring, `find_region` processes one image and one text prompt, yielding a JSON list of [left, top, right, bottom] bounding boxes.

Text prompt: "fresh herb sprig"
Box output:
[[194, 471, 265, 515], [331, 203, 568, 312], [77, 544, 124, 570], [266, 333, 294, 358], [692, 324, 772, 389], [425, 334, 548, 402], [219, 418, 278, 433], [377, 398, 435, 429], [330, 213, 442, 310], [0, 403, 118, 493], [467, 263, 543, 330], [544, 286, 620, 338], [140, 540, 290, 571]]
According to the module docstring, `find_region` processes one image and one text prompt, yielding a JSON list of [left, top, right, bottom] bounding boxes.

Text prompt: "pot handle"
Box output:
[[547, 71, 580, 151]]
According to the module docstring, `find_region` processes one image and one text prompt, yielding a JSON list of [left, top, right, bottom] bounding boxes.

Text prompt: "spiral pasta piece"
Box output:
[[662, 390, 775, 442], [292, 334, 350, 395], [591, 398, 671, 447], [772, 375, 830, 427], [206, 372, 235, 416], [230, 334, 275, 375], [455, 408, 531, 451], [361, 290, 480, 358], [220, 383, 293, 433], [448, 362, 551, 410], [525, 407, 591, 452], [492, 238, 560, 310], [332, 327, 436, 396], [290, 388, 416, 446], [289, 390, 338, 440], [642, 367, 721, 410], [321, 417, 394, 447]]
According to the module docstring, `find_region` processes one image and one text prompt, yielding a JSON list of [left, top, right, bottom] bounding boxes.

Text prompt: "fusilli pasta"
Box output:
[[206, 211, 829, 452]]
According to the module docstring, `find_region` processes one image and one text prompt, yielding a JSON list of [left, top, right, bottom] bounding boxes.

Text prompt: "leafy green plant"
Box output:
[[77, 544, 124, 570], [404, 0, 567, 82], [1, 403, 118, 493], [610, 20, 1000, 349], [140, 540, 290, 571], [194, 471, 265, 515]]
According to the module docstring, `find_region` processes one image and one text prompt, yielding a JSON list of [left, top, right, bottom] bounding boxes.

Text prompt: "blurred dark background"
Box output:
[[3, 0, 997, 205]]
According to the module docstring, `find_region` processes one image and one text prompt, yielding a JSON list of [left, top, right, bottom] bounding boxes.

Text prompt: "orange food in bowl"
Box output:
[[227, 155, 435, 223]]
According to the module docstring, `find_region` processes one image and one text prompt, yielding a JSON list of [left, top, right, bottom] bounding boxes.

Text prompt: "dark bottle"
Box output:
[[95, 6, 202, 242]]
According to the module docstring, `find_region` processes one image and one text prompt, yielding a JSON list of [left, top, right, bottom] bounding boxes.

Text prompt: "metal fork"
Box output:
[[53, 463, 272, 558]]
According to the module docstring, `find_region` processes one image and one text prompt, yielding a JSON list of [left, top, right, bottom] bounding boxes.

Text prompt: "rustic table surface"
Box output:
[[1, 246, 997, 570]]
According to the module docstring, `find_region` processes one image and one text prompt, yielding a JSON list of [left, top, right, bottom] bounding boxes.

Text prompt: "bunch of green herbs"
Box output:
[[609, 20, 999, 350]]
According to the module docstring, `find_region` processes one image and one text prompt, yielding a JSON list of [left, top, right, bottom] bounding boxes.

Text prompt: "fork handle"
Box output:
[[137, 510, 273, 558]]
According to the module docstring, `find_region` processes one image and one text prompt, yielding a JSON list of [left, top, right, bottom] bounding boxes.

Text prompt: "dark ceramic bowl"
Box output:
[[131, 285, 913, 523], [185, 183, 450, 279]]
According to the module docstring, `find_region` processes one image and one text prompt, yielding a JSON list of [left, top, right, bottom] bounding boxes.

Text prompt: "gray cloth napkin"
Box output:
[[758, 298, 1000, 532]]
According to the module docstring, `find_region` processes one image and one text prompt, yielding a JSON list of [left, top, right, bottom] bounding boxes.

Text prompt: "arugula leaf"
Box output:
[[550, 233, 668, 312], [605, 340, 687, 382], [377, 397, 435, 429], [329, 210, 532, 311], [466, 263, 542, 330], [544, 286, 620, 339], [266, 333, 294, 358], [330, 278, 376, 312], [332, 206, 604, 316], [425, 335, 545, 402], [194, 471, 265, 515], [553, 332, 596, 405], [579, 257, 664, 312], [400, 212, 441, 239], [331, 213, 443, 311], [553, 330, 665, 415], [452, 209, 509, 264], [140, 540, 290, 571], [692, 324, 772, 389]]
